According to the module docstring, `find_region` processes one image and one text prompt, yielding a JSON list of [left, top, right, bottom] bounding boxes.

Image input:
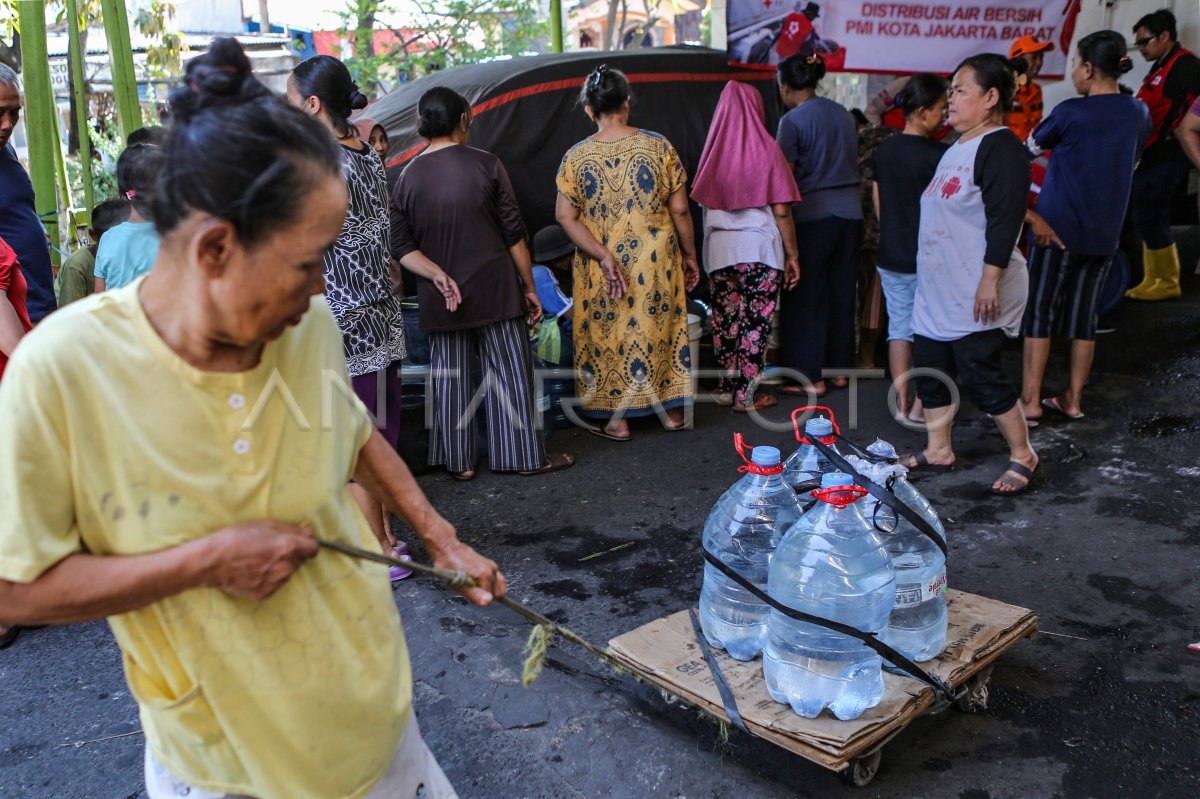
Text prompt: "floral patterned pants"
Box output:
[[709, 262, 782, 405]]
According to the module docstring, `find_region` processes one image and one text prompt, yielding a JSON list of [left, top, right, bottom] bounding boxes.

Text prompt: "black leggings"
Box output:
[[778, 216, 862, 383], [913, 330, 1019, 416], [1129, 157, 1189, 250]]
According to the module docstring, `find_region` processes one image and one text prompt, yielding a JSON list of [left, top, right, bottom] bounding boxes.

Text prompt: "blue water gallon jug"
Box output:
[[852, 440, 949, 662], [764, 472, 896, 720], [783, 409, 842, 493], [699, 441, 804, 661]]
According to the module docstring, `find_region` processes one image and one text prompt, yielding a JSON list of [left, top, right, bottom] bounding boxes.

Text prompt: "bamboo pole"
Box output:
[[550, 0, 564, 53], [16, 0, 61, 266], [52, 113, 72, 243], [100, 0, 142, 142], [67, 0, 95, 218]]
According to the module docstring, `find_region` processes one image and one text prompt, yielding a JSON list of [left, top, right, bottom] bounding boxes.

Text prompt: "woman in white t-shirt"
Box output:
[[907, 53, 1039, 496]]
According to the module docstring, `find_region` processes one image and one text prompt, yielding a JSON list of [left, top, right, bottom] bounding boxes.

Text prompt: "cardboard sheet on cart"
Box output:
[[607, 590, 1037, 764]]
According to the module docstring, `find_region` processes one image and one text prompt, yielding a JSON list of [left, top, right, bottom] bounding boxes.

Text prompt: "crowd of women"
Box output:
[[0, 12, 1193, 795], [693, 18, 1184, 497], [376, 16, 1181, 499]]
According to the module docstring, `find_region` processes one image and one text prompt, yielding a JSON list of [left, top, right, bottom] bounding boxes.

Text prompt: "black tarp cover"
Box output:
[[355, 46, 784, 236]]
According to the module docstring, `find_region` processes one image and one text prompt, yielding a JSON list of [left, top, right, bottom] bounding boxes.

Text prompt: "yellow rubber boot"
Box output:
[[1125, 243, 1159, 298], [1127, 244, 1182, 301]]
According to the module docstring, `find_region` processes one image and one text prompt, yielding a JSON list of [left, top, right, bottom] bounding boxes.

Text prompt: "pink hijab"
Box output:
[[690, 82, 801, 212], [354, 117, 384, 143]]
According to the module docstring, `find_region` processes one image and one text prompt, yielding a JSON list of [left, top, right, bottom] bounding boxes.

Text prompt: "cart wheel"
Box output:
[[840, 750, 882, 787], [954, 667, 993, 714]]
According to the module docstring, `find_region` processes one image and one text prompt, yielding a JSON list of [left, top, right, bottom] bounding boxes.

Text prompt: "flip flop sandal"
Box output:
[[587, 426, 632, 442], [901, 451, 955, 473], [449, 469, 477, 482], [776, 384, 827, 398], [518, 453, 576, 476], [991, 460, 1038, 496], [1042, 397, 1085, 420], [711, 391, 734, 407], [732, 394, 779, 413]]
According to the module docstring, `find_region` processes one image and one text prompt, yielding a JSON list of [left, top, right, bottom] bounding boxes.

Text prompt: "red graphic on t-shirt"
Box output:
[[940, 176, 961, 199]]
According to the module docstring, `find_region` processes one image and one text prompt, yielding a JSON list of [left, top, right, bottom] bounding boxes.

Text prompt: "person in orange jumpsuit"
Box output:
[[1007, 35, 1053, 143]]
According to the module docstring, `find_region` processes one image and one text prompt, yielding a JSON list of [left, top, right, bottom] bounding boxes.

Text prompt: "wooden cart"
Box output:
[[606, 589, 1038, 787]]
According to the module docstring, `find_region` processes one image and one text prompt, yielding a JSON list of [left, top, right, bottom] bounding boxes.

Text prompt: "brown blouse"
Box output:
[[390, 145, 527, 332]]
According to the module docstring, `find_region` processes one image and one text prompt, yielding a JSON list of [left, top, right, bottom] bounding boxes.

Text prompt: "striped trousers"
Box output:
[[427, 316, 546, 473], [1020, 245, 1112, 342]]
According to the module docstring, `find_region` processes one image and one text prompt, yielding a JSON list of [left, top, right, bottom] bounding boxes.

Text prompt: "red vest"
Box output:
[[1137, 46, 1198, 150]]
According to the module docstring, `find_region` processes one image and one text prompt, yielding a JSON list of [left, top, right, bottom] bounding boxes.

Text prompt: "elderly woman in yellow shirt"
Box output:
[[0, 40, 500, 799]]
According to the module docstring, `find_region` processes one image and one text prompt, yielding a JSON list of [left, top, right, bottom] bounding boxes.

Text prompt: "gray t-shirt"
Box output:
[[775, 97, 862, 223], [912, 128, 1030, 341]]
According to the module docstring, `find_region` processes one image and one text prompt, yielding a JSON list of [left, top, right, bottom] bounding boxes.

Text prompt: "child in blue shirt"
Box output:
[[95, 143, 163, 291], [530, 225, 575, 367]]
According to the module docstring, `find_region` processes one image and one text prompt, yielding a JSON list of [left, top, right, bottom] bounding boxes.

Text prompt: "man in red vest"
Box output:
[[1125, 9, 1200, 301]]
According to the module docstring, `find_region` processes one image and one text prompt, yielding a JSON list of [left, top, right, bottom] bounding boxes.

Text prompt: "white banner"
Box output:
[[727, 0, 1082, 78]]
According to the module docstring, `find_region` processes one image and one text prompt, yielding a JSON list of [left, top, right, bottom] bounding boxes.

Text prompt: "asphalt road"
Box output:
[[3, 230, 1198, 798]]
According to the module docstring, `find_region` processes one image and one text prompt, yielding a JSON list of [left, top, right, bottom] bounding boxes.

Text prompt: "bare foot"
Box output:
[[828, 377, 849, 389], [1019, 398, 1043, 422], [664, 408, 687, 430]]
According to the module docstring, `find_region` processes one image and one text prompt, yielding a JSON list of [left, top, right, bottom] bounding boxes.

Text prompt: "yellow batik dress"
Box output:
[[556, 130, 693, 417]]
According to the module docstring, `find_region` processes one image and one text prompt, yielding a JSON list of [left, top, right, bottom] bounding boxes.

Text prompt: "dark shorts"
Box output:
[[913, 330, 1018, 416], [1020, 245, 1112, 341], [352, 365, 404, 450]]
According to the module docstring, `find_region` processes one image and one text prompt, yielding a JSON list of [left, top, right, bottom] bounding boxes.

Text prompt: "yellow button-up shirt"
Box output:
[[0, 280, 411, 798]]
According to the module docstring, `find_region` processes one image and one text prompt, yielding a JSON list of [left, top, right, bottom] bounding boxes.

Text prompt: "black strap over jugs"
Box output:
[[788, 406, 947, 559], [790, 404, 890, 464], [702, 548, 953, 702], [806, 435, 949, 560]]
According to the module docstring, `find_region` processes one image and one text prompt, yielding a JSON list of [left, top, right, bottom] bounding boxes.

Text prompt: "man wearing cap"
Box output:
[[1125, 9, 1200, 301], [1008, 35, 1053, 143], [775, 2, 839, 61]]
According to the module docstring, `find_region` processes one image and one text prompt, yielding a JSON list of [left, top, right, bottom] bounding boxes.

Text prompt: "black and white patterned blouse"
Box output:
[[325, 143, 405, 377]]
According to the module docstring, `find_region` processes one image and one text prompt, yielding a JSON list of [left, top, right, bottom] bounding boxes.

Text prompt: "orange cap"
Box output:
[[1009, 35, 1053, 58]]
